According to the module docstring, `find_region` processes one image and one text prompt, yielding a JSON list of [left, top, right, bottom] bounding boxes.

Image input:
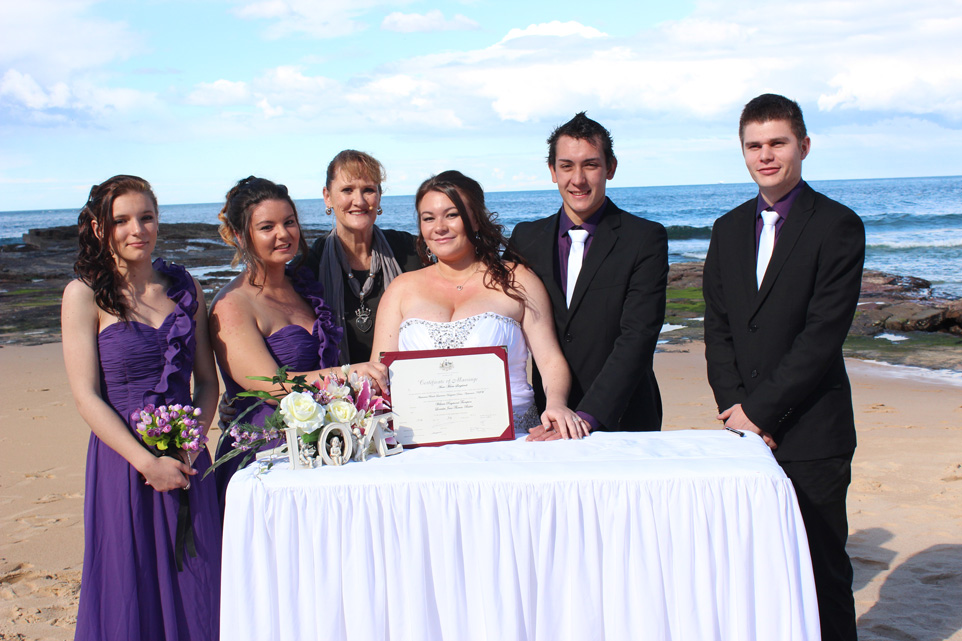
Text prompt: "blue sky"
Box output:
[[2, 0, 961, 211]]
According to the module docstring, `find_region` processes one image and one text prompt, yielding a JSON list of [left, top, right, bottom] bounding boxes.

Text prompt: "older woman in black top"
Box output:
[[307, 150, 422, 363]]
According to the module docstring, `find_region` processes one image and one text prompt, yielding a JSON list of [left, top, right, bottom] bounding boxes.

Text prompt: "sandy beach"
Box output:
[[1, 341, 960, 640]]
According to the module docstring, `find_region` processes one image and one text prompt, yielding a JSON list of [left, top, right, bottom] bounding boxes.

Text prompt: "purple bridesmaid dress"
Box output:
[[75, 259, 221, 641], [213, 266, 341, 510]]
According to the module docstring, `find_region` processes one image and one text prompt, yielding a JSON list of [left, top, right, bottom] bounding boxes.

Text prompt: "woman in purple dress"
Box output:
[[61, 175, 221, 640], [209, 177, 387, 505]]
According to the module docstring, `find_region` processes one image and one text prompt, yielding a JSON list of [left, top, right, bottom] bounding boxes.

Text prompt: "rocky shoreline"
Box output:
[[2, 223, 961, 371]]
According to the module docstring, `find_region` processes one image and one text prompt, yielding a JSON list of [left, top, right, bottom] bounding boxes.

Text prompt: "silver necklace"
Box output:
[[438, 264, 480, 291]]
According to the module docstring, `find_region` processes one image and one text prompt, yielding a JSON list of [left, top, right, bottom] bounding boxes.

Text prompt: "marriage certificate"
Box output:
[[380, 346, 514, 447]]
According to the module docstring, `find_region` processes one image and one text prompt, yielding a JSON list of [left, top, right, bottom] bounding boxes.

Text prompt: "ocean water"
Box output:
[[3, 175, 960, 297]]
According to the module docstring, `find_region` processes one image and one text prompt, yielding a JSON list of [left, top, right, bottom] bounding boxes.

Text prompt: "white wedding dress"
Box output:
[[397, 312, 539, 431]]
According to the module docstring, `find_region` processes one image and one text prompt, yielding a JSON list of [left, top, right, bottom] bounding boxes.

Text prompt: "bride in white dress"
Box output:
[[371, 170, 587, 440]]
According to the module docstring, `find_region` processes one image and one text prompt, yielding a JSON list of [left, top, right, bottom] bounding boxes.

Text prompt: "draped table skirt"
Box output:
[[221, 430, 819, 641]]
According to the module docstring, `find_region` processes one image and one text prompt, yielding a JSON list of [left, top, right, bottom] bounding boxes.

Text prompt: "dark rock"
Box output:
[[22, 225, 80, 246], [850, 306, 889, 336], [945, 301, 962, 324], [882, 303, 945, 332], [667, 262, 704, 289], [860, 270, 932, 298]]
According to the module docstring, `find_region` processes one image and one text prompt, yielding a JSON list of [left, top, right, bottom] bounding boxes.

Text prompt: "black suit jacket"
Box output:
[[703, 183, 865, 461], [508, 198, 668, 431]]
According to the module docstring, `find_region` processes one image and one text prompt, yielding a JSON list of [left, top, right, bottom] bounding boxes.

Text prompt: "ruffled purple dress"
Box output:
[[213, 266, 341, 509], [75, 259, 221, 641]]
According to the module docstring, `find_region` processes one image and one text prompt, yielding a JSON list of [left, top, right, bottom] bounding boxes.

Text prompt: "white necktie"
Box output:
[[566, 229, 589, 307], [756, 209, 780, 288]]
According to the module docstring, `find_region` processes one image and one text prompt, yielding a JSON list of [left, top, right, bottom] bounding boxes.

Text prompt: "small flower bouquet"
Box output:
[[209, 367, 400, 473], [132, 403, 208, 464], [132, 403, 207, 566]]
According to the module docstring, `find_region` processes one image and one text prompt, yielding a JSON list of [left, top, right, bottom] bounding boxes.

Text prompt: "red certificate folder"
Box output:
[[380, 346, 515, 448]]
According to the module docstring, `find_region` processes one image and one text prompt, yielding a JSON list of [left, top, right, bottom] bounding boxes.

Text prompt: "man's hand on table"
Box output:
[[718, 403, 777, 450]]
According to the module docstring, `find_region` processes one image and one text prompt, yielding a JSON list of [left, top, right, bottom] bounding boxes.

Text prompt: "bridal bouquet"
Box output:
[[209, 367, 399, 473], [132, 403, 208, 457]]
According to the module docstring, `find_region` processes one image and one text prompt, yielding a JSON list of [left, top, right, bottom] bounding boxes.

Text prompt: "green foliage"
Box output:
[[665, 287, 705, 315]]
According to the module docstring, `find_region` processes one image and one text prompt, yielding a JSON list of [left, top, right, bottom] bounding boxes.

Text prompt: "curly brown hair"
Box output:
[[414, 170, 527, 303], [217, 176, 308, 286], [74, 175, 158, 322]]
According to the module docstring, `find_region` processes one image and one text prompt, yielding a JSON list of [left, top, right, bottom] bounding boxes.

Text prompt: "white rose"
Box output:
[[279, 391, 324, 433], [326, 399, 358, 425]]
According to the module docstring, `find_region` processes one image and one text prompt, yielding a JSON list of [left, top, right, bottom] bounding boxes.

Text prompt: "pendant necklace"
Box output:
[[354, 298, 373, 332], [347, 270, 375, 333], [439, 263, 481, 291]]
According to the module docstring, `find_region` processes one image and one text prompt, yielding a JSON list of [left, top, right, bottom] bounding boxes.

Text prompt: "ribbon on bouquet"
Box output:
[[174, 487, 197, 572]]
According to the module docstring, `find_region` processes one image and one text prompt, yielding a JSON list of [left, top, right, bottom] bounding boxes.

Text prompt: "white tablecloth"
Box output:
[[221, 430, 819, 641]]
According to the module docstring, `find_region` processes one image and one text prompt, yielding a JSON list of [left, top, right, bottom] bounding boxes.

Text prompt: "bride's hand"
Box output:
[[527, 404, 590, 441], [346, 361, 389, 394]]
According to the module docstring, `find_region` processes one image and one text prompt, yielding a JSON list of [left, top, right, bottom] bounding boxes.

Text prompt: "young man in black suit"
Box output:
[[704, 93, 864, 641], [508, 112, 668, 437]]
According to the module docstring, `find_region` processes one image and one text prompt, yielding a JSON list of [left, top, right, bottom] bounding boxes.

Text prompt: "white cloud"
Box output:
[[184, 67, 334, 115], [352, 1, 962, 125], [169, 3, 962, 137], [500, 21, 607, 43], [818, 59, 962, 115], [175, 64, 463, 130], [0, 70, 69, 109], [233, 0, 409, 39], [660, 18, 754, 45], [234, 0, 291, 19], [668, 0, 962, 118], [187, 79, 251, 106], [69, 82, 155, 115], [381, 10, 479, 33], [0, 1, 156, 127], [0, 0, 141, 82], [0, 68, 157, 123], [510, 171, 541, 184], [258, 66, 332, 97], [257, 98, 284, 118]]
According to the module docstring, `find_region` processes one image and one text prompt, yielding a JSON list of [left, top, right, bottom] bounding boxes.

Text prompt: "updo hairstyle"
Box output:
[[217, 176, 308, 285]]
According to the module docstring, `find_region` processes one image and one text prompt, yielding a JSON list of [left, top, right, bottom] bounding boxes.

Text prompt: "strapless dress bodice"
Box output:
[[398, 312, 537, 430]]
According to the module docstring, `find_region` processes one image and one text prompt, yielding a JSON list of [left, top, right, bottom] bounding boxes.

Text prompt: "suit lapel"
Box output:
[[566, 203, 620, 323], [524, 212, 568, 324], [733, 199, 759, 306], [752, 185, 817, 315]]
